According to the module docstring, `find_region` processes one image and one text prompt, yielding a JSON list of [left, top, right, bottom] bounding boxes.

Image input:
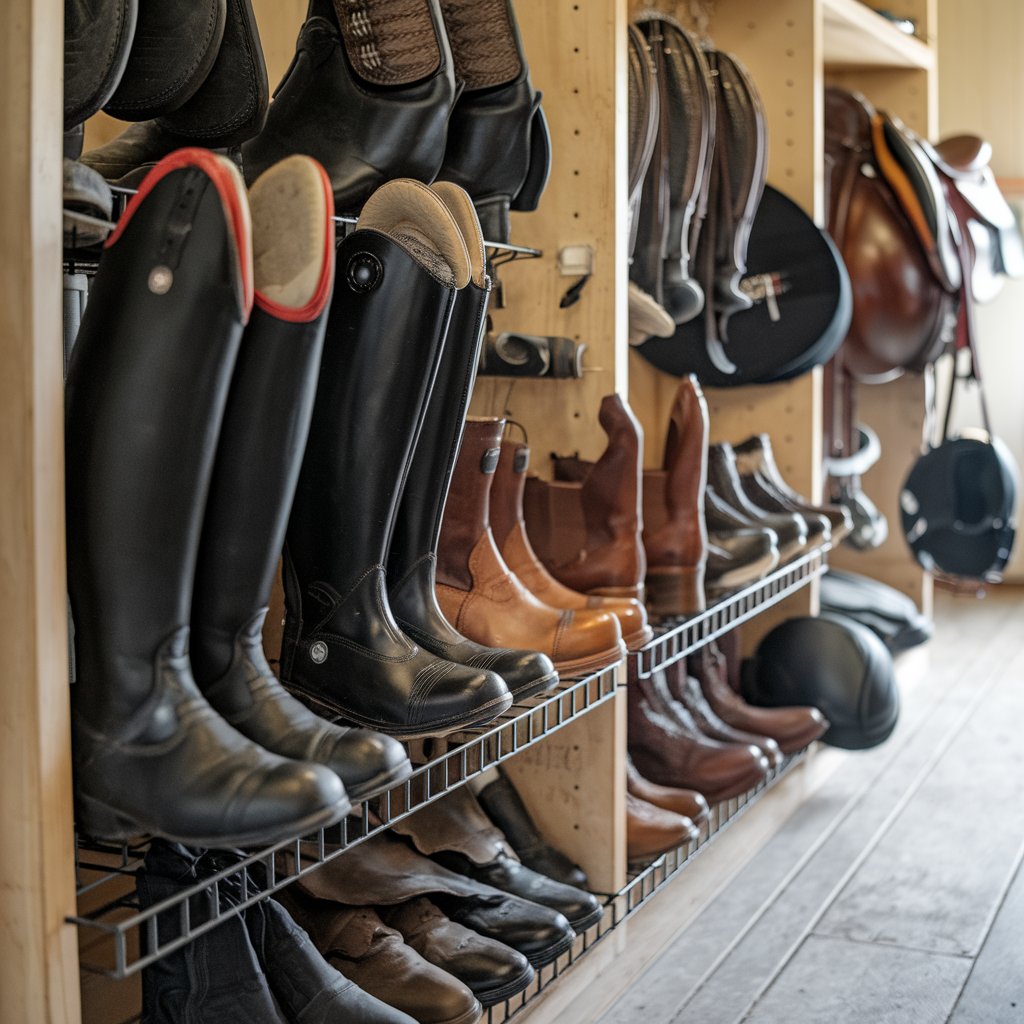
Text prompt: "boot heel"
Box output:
[[645, 566, 706, 618], [588, 584, 644, 601], [75, 791, 139, 841]]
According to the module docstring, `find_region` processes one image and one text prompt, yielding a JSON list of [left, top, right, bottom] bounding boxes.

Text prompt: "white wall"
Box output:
[[938, 0, 1024, 581]]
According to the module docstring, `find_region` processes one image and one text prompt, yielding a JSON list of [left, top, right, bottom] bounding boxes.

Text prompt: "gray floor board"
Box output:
[[947, 851, 1024, 1024], [741, 934, 972, 1024], [597, 594, 1024, 1024]]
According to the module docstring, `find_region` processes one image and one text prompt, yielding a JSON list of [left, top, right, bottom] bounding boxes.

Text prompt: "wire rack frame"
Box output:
[[71, 663, 618, 979], [631, 545, 829, 679], [483, 748, 810, 1023]]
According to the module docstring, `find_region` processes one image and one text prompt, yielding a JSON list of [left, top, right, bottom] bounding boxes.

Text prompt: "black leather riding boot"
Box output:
[[282, 180, 512, 739], [66, 150, 348, 845], [83, 0, 270, 186], [242, 0, 456, 215], [436, 0, 550, 243], [190, 157, 411, 802], [388, 183, 557, 701]]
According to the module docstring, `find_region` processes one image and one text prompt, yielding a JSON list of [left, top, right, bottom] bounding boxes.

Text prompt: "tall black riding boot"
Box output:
[[190, 156, 412, 803], [388, 183, 557, 700], [66, 149, 348, 845], [282, 179, 513, 739], [242, 0, 456, 215]]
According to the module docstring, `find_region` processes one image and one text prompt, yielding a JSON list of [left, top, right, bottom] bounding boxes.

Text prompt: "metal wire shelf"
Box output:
[[482, 748, 810, 1023], [71, 662, 618, 979], [631, 544, 830, 679]]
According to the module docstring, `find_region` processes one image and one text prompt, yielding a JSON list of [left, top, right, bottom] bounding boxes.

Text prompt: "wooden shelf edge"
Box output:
[[822, 0, 935, 70]]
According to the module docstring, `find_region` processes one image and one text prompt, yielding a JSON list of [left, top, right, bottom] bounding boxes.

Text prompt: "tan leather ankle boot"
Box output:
[[522, 394, 647, 600], [490, 437, 654, 651], [642, 375, 709, 617], [436, 418, 625, 678]]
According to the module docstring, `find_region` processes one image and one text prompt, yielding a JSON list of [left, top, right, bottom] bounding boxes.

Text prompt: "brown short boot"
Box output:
[[627, 793, 699, 864], [643, 375, 710, 617], [626, 755, 710, 827], [523, 394, 647, 600], [437, 418, 625, 677], [490, 436, 653, 651]]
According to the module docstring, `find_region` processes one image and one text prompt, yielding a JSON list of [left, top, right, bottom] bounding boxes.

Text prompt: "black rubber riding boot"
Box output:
[[84, 0, 270, 186], [388, 183, 557, 701], [189, 156, 412, 803], [436, 0, 550, 243], [66, 149, 348, 845], [281, 179, 512, 739], [242, 0, 456, 215]]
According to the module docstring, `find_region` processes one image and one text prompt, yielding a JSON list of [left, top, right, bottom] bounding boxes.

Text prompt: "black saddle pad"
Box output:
[[635, 185, 851, 386]]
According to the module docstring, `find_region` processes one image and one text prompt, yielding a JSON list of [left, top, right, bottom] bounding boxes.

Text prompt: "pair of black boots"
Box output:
[[67, 150, 412, 846]]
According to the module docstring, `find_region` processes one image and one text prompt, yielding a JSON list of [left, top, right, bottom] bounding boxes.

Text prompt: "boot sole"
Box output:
[[553, 642, 627, 679], [623, 624, 655, 651], [508, 669, 560, 702], [75, 791, 351, 847], [343, 757, 415, 802], [525, 928, 577, 968], [289, 685, 516, 742], [567, 904, 605, 932], [476, 962, 537, 1007], [433, 1001, 484, 1024]]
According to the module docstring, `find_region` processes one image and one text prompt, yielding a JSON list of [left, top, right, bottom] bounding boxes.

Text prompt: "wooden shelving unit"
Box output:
[[0, 0, 939, 1021]]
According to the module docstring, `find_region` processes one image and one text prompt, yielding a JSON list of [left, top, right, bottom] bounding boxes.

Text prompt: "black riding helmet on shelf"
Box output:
[[899, 432, 1018, 582]]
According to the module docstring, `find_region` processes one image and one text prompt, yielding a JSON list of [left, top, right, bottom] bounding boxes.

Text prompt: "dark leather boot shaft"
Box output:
[[282, 182, 511, 738], [243, 0, 456, 213], [437, 0, 549, 242], [643, 375, 709, 616], [104, 0, 227, 121], [476, 772, 589, 889], [67, 151, 348, 845]]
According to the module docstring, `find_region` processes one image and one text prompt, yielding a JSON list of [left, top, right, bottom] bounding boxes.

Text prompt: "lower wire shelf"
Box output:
[[484, 748, 810, 1023], [71, 663, 618, 978]]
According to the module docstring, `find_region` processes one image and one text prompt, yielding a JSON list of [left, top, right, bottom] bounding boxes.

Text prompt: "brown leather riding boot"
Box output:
[[642, 375, 709, 617], [690, 641, 828, 755], [627, 661, 769, 803], [490, 437, 653, 651], [522, 394, 647, 600], [626, 755, 709, 827], [436, 418, 625, 677], [664, 660, 782, 767], [627, 792, 699, 864]]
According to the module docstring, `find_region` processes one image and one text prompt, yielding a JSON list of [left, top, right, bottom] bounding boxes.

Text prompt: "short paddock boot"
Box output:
[[190, 156, 411, 802], [437, 418, 625, 677], [387, 184, 557, 701], [490, 437, 654, 651], [66, 150, 348, 845], [282, 179, 512, 739]]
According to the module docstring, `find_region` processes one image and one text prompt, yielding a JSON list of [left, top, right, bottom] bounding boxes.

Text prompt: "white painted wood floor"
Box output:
[[597, 588, 1024, 1024]]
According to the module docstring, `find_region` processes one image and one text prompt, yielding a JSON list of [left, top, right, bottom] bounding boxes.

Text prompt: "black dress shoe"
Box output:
[[383, 898, 534, 1008], [242, 0, 456, 214], [476, 772, 589, 889], [64, 0, 138, 131]]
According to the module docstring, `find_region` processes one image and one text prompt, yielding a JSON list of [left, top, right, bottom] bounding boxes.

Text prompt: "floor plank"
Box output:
[[597, 593, 1022, 1024], [741, 934, 972, 1024], [947, 850, 1024, 1023]]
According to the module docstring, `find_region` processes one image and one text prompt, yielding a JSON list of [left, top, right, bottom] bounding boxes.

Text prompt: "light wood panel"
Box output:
[[1, 0, 82, 1021], [470, 0, 628, 471]]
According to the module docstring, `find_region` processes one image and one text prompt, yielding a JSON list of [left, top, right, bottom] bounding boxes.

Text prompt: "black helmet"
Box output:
[[741, 615, 898, 750], [899, 432, 1018, 582]]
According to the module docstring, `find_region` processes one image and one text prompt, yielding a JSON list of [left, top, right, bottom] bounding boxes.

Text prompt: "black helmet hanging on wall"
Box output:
[[899, 431, 1018, 582]]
